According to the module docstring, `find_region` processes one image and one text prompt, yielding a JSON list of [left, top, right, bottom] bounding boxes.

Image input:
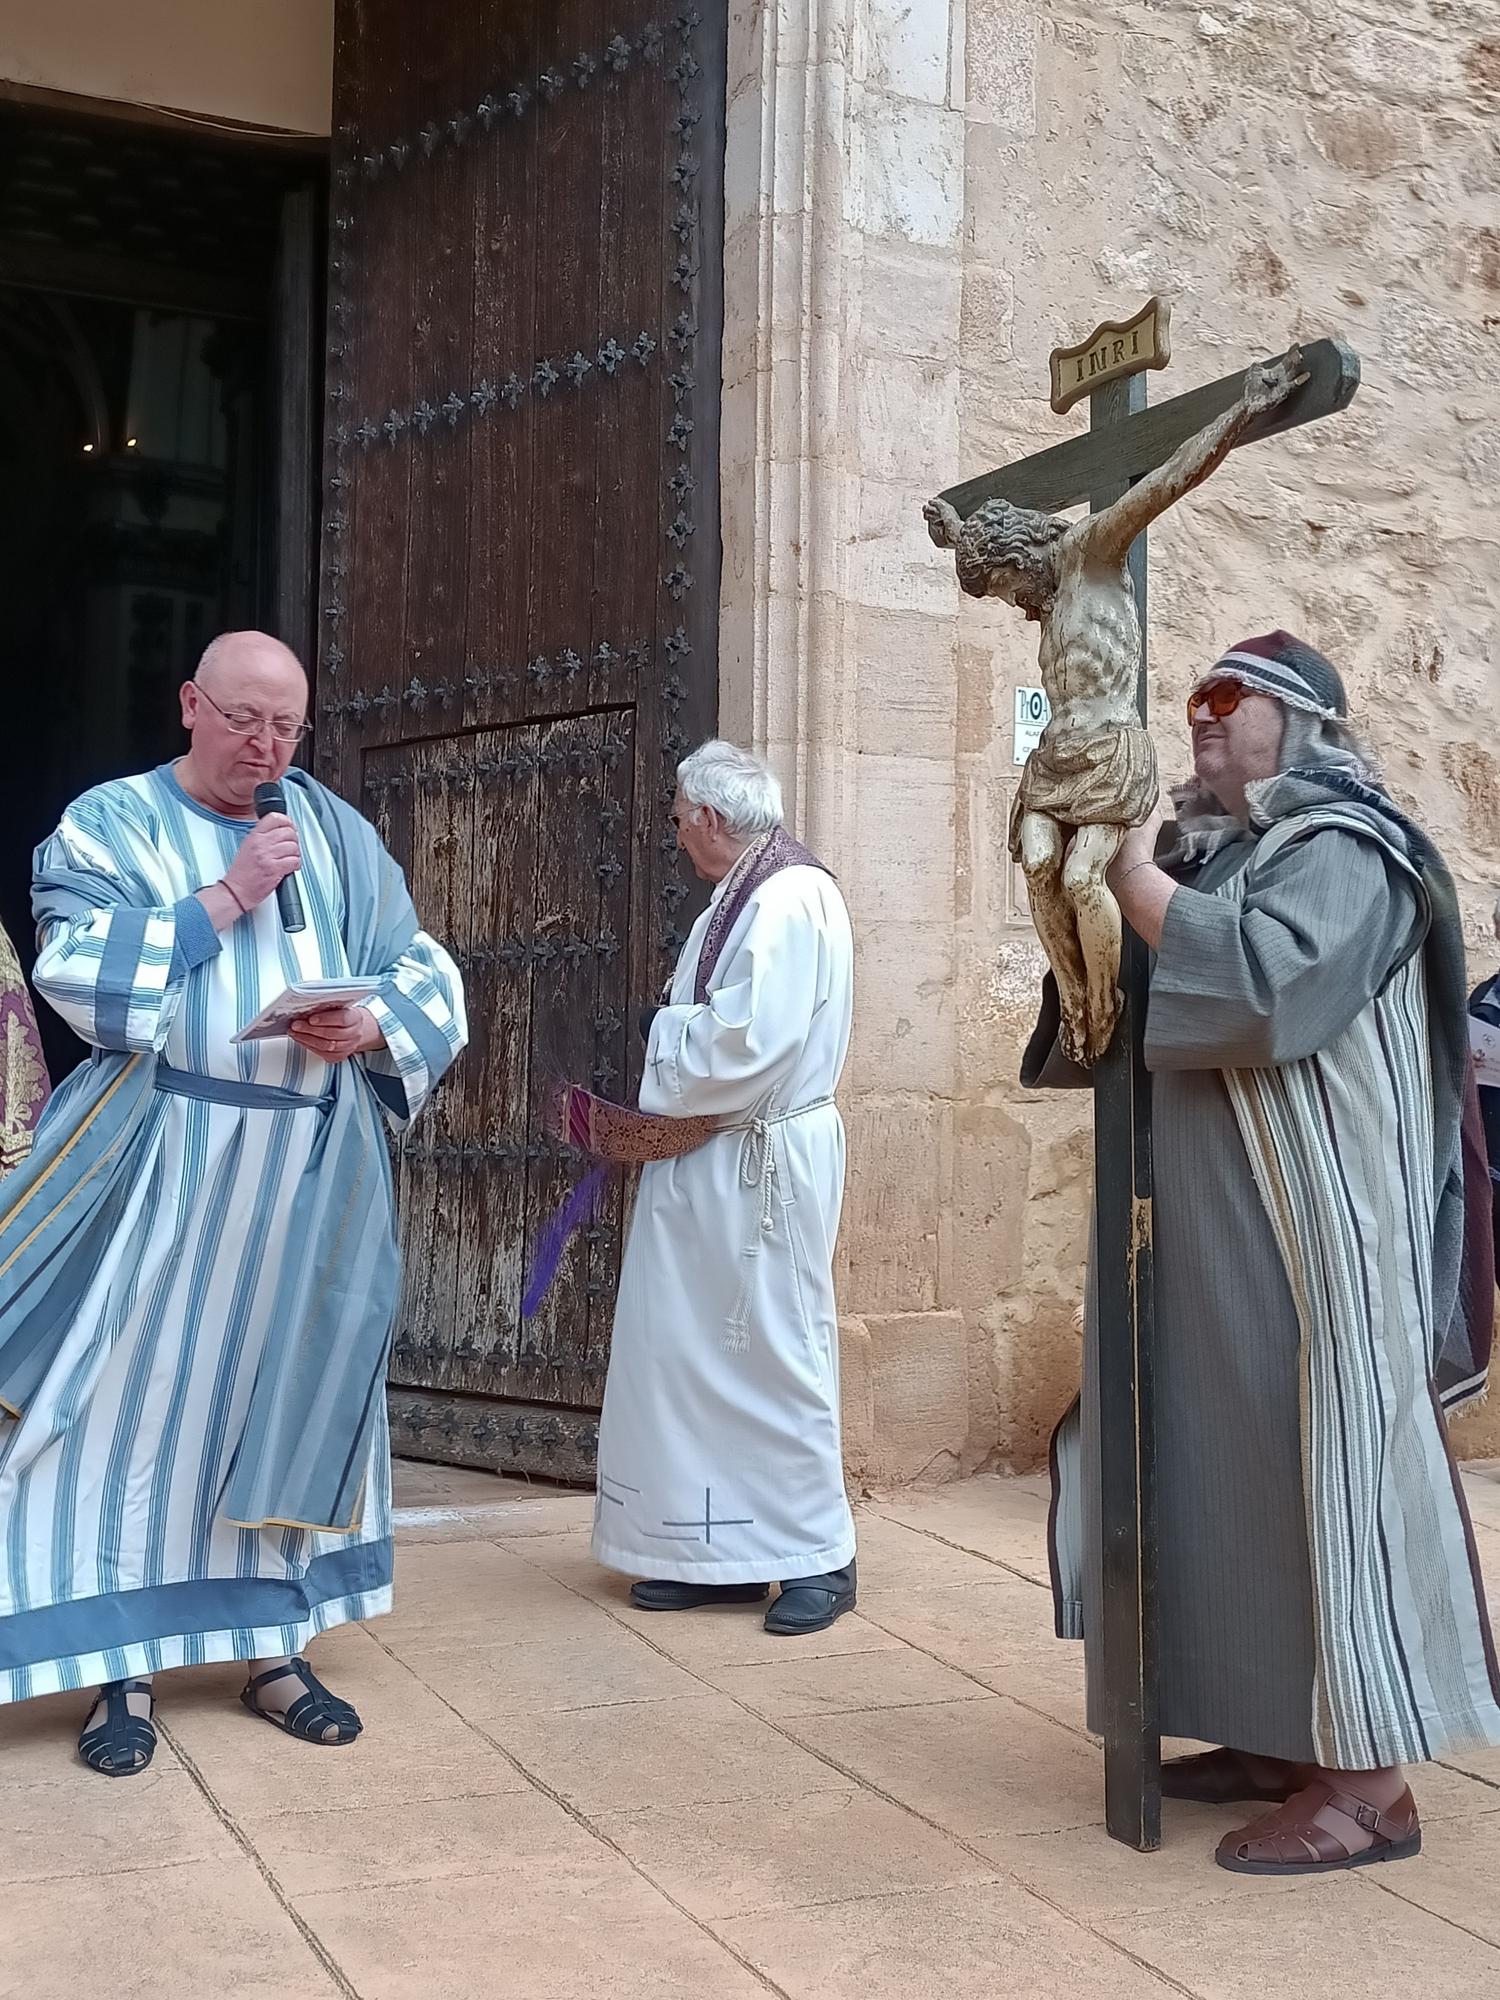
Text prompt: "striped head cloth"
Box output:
[[1195, 630, 1348, 721]]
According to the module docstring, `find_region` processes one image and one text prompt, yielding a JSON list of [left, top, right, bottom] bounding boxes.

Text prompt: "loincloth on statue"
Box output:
[[1008, 722, 1157, 855]]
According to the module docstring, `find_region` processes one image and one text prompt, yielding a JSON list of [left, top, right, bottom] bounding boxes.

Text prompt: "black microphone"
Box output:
[[252, 781, 306, 934]]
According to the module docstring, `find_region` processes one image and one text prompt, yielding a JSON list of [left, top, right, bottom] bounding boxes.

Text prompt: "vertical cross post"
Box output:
[[1088, 374, 1160, 1850]]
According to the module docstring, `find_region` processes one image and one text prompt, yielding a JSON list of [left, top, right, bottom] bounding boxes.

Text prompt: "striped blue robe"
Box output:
[[0, 764, 465, 1704]]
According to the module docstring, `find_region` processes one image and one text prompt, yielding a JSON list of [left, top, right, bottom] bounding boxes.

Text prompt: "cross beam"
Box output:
[[936, 337, 1359, 520]]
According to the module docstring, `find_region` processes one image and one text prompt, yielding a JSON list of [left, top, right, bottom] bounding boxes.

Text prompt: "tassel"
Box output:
[[521, 1165, 610, 1319]]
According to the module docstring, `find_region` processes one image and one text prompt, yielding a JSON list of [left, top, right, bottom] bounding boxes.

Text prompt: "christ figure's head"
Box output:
[[924, 496, 1069, 622]]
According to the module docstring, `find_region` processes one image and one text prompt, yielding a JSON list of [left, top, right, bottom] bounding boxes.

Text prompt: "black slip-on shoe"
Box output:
[[629, 1579, 771, 1612], [764, 1568, 857, 1636]]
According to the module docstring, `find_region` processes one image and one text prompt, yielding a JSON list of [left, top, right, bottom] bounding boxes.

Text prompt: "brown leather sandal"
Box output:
[[1163, 1748, 1296, 1806], [1216, 1780, 1421, 1876]]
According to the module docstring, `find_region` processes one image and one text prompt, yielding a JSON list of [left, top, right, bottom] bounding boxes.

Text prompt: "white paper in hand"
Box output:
[[232, 977, 381, 1044], [1470, 1015, 1500, 1089]]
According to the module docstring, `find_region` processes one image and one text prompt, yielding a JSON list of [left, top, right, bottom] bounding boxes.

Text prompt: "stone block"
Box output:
[[864, 1311, 970, 1483], [722, 78, 764, 239], [944, 1102, 1031, 1311], [717, 361, 760, 483], [837, 1316, 876, 1473], [849, 351, 960, 487], [763, 464, 820, 605], [845, 479, 965, 619], [854, 241, 963, 361], [838, 1098, 946, 1314], [1331, 27, 1457, 99], [959, 262, 1015, 364], [953, 382, 1060, 491], [846, 920, 957, 1097], [965, 1313, 1004, 1477], [747, 1, 852, 73], [849, 93, 964, 248], [860, 0, 954, 106], [948, 0, 967, 108], [725, 1, 762, 106], [955, 932, 1061, 1097], [853, 604, 958, 760], [849, 756, 956, 913], [992, 1290, 1085, 1470], [953, 764, 974, 923], [966, 9, 1037, 135], [716, 421, 757, 586], [955, 637, 997, 756], [1308, 104, 1426, 175]]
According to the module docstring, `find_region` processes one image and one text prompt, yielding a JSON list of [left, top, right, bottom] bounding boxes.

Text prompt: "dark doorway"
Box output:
[[0, 98, 324, 1081]]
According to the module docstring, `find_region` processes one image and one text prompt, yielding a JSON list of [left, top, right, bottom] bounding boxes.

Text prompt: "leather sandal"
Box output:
[[78, 1678, 157, 1778], [1163, 1747, 1297, 1806], [241, 1659, 362, 1745], [1216, 1779, 1421, 1876]]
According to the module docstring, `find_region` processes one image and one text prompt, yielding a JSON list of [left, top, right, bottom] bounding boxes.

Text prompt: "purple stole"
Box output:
[[692, 825, 833, 1002], [0, 925, 50, 1177]]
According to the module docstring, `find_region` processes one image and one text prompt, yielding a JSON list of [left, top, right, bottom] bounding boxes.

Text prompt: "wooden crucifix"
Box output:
[[924, 304, 1360, 1851]]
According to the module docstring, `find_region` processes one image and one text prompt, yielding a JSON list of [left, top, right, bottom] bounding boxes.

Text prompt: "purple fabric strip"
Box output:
[[521, 1164, 611, 1320], [0, 946, 50, 1174], [693, 825, 833, 1005]]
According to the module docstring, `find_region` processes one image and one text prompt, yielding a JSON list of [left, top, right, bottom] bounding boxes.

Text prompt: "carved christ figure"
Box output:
[[925, 347, 1304, 1066]]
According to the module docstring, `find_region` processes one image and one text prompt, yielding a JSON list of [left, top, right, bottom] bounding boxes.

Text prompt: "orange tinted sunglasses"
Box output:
[[1186, 678, 1246, 726]]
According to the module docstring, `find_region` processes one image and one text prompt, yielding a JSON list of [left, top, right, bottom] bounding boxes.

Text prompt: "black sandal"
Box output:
[[240, 1658, 362, 1745], [78, 1677, 156, 1778]]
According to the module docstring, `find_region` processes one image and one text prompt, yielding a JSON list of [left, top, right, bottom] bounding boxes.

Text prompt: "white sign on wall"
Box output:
[[1013, 686, 1051, 764]]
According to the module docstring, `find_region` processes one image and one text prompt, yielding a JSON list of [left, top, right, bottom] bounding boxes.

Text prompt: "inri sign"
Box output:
[[1049, 297, 1172, 416]]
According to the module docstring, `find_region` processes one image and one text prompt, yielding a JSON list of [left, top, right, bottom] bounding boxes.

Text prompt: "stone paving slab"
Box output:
[[5, 1857, 348, 2000], [705, 1639, 990, 1719], [292, 1867, 775, 2000], [1099, 1874, 1500, 1999], [592, 1787, 999, 1921], [718, 1879, 1183, 1998], [2, 1461, 1498, 1999]]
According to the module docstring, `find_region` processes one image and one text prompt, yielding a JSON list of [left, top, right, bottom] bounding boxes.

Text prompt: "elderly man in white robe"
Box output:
[[0, 631, 465, 1777], [591, 741, 857, 1634]]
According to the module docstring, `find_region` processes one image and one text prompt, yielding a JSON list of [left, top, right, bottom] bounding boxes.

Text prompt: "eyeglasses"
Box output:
[[1186, 679, 1247, 727], [193, 682, 310, 745]]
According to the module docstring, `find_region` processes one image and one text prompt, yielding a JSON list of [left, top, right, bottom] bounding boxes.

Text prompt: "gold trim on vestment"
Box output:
[[1, 1011, 48, 1174], [223, 1475, 367, 1539], [0, 1056, 145, 1277], [221, 1513, 364, 1536]]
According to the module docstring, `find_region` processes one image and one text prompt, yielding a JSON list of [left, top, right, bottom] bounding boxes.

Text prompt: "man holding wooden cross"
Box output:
[[928, 311, 1499, 1875]]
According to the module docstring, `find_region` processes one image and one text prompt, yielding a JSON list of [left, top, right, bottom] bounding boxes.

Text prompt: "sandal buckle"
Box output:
[[1354, 1801, 1381, 1833]]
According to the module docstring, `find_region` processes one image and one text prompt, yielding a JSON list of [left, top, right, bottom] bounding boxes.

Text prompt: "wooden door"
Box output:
[[316, 2, 723, 1479]]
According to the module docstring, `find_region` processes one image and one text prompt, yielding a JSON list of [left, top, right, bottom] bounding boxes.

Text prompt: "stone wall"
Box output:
[[720, 0, 1500, 1481]]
